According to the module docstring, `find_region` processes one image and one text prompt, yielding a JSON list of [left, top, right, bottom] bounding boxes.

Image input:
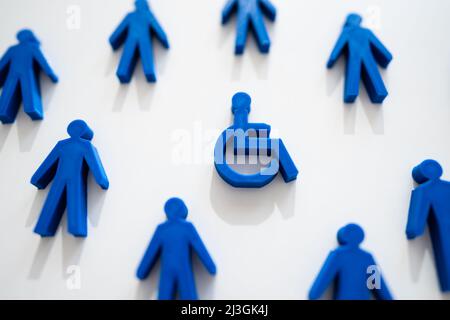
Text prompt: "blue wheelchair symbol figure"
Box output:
[[214, 92, 298, 188]]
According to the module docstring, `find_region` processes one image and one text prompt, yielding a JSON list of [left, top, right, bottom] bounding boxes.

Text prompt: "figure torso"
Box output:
[[237, 0, 258, 17], [54, 139, 90, 181], [424, 180, 450, 227], [127, 11, 151, 39], [8, 43, 36, 78], [334, 247, 374, 300], [158, 221, 194, 270], [346, 27, 372, 59]]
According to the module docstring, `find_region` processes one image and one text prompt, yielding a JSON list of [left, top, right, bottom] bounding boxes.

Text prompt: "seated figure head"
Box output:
[[345, 13, 362, 28], [232, 92, 251, 115], [337, 223, 365, 247], [412, 159, 443, 184], [17, 29, 40, 44], [67, 119, 94, 141], [165, 197, 188, 220]]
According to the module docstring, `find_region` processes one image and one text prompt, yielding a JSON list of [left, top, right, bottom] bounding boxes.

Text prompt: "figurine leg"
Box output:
[[362, 57, 388, 103], [66, 181, 88, 237], [0, 75, 21, 124], [116, 39, 139, 83], [429, 216, 450, 292], [34, 181, 67, 237], [235, 16, 250, 55], [21, 73, 43, 120], [344, 57, 361, 103], [139, 38, 156, 82], [178, 272, 198, 300], [0, 64, 8, 87], [158, 271, 177, 300], [251, 15, 270, 53]]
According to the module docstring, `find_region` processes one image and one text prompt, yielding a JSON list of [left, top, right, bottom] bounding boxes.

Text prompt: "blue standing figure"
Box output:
[[109, 0, 169, 83], [309, 224, 393, 300], [0, 29, 58, 124], [406, 160, 450, 292], [222, 0, 276, 54], [31, 120, 109, 237], [327, 13, 393, 104], [137, 198, 216, 300]]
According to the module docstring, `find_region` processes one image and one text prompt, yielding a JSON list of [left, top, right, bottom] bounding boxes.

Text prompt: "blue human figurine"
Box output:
[[0, 29, 58, 124], [309, 224, 393, 300], [222, 0, 276, 54], [137, 198, 216, 300], [214, 92, 298, 188], [327, 13, 393, 104], [406, 160, 450, 292], [109, 0, 169, 83], [31, 120, 109, 237]]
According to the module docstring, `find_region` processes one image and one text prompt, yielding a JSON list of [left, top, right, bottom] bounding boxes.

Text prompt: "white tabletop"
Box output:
[[0, 0, 449, 299]]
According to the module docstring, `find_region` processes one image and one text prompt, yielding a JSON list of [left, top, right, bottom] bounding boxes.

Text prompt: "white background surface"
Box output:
[[0, 0, 449, 300]]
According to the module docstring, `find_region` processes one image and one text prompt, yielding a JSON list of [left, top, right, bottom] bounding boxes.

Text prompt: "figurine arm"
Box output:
[[136, 227, 163, 279], [0, 48, 12, 74], [327, 32, 348, 69], [84, 144, 109, 190], [406, 188, 431, 239], [308, 251, 339, 300], [148, 13, 169, 49], [32, 47, 58, 83], [375, 273, 393, 300], [369, 257, 393, 300], [109, 14, 131, 50], [369, 31, 393, 68], [258, 0, 276, 21], [30, 143, 60, 189], [251, 123, 271, 133], [0, 48, 12, 88], [189, 223, 217, 275], [221, 0, 237, 24]]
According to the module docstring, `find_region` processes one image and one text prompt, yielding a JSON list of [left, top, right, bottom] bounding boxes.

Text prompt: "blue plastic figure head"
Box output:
[[135, 0, 149, 11], [67, 119, 94, 141], [17, 29, 40, 44], [231, 92, 251, 128], [232, 92, 251, 115], [164, 197, 188, 220], [345, 13, 362, 28], [337, 223, 365, 246], [412, 159, 443, 184]]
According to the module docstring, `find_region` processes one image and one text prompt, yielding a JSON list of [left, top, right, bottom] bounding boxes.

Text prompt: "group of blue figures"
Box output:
[[0, 0, 449, 300]]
